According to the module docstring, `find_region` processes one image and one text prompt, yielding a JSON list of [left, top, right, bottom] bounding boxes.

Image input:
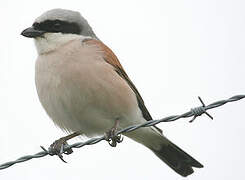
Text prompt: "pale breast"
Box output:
[[35, 39, 141, 136]]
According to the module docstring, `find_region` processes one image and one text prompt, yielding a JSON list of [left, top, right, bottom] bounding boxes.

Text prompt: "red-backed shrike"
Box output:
[[21, 9, 203, 177]]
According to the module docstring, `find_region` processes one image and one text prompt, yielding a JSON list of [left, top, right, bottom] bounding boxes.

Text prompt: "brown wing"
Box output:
[[84, 39, 162, 134]]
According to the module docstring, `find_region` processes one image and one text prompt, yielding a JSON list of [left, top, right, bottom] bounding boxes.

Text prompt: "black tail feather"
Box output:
[[151, 142, 203, 177]]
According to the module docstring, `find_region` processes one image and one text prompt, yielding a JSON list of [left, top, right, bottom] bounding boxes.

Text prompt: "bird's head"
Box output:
[[21, 9, 97, 54]]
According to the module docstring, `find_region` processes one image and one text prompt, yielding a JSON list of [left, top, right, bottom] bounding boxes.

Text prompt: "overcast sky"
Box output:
[[0, 0, 245, 179]]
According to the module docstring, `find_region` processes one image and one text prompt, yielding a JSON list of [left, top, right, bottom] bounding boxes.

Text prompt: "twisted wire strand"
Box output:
[[0, 95, 244, 170]]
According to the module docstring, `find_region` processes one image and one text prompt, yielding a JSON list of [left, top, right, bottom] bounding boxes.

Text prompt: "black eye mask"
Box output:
[[33, 20, 81, 34]]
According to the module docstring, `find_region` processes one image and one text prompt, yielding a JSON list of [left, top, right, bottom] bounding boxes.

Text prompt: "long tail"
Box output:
[[151, 139, 203, 177], [126, 127, 203, 177]]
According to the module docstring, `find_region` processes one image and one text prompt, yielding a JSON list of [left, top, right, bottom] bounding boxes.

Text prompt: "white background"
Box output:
[[0, 0, 245, 179]]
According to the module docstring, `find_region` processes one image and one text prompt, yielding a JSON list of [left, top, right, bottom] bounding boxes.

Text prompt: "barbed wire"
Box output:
[[0, 95, 244, 170]]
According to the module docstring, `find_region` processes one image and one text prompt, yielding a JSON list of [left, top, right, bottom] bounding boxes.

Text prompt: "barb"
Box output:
[[0, 95, 244, 170], [189, 96, 213, 123]]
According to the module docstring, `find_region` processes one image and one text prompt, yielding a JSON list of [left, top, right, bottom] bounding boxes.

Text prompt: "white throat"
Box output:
[[34, 33, 89, 54]]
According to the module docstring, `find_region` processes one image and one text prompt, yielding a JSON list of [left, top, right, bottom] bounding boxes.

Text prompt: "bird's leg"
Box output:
[[104, 119, 123, 147], [41, 132, 80, 163]]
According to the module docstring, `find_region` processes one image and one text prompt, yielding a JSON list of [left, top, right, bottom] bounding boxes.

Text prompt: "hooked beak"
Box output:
[[21, 27, 45, 38]]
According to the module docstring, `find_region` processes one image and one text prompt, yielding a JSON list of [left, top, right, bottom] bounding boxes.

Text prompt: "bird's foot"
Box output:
[[104, 120, 123, 147], [41, 138, 73, 163]]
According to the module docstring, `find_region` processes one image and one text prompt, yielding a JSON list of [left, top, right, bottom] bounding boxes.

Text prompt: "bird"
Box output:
[[21, 9, 203, 177]]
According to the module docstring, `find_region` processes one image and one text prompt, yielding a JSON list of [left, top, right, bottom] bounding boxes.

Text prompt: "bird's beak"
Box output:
[[21, 27, 45, 38]]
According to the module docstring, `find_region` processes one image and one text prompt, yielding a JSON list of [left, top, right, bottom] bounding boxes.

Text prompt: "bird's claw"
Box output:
[[104, 128, 124, 147], [41, 138, 73, 163]]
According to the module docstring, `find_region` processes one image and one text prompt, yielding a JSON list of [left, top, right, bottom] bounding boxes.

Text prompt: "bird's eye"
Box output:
[[53, 22, 61, 31], [32, 22, 40, 29]]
